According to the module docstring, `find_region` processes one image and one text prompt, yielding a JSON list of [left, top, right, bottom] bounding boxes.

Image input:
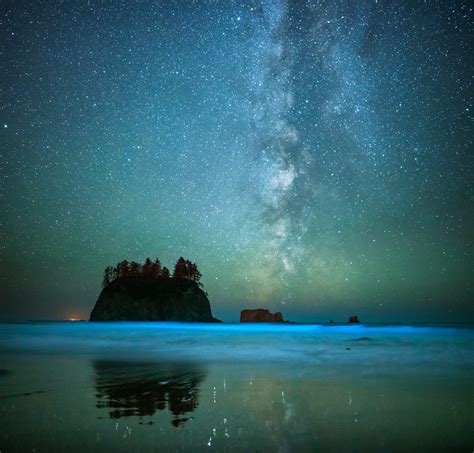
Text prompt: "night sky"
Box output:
[[1, 0, 472, 322]]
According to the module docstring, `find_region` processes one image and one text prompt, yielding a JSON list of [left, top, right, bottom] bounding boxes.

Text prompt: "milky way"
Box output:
[[1, 0, 472, 321]]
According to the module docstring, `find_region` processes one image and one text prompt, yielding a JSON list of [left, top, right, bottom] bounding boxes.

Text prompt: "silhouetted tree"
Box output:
[[152, 258, 162, 279], [184, 260, 192, 280], [117, 260, 130, 279], [162, 266, 170, 279], [142, 257, 153, 279], [102, 266, 114, 288], [173, 257, 187, 279], [129, 261, 141, 278], [188, 261, 202, 284], [102, 256, 203, 285]]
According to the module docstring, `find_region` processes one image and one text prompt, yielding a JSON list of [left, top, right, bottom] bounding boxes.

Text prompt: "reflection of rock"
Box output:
[[93, 361, 205, 427], [348, 315, 360, 323], [240, 309, 287, 323]]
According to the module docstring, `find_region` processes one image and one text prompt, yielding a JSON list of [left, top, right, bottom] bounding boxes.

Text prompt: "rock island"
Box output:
[[90, 257, 220, 322]]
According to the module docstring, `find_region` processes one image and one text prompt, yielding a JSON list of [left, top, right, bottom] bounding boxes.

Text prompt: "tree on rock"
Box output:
[[102, 256, 202, 286], [142, 257, 154, 279], [162, 266, 170, 279], [187, 260, 202, 284], [117, 260, 130, 279], [102, 266, 114, 288], [173, 257, 187, 279], [129, 261, 142, 278], [152, 258, 162, 278]]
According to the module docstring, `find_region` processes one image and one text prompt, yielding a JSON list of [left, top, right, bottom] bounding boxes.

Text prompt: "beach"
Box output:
[[0, 322, 473, 451]]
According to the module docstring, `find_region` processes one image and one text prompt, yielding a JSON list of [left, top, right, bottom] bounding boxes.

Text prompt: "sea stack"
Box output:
[[240, 309, 287, 323], [348, 315, 361, 323], [90, 278, 220, 322]]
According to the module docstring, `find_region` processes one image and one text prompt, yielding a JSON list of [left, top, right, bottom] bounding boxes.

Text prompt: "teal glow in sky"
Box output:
[[2, 0, 472, 321]]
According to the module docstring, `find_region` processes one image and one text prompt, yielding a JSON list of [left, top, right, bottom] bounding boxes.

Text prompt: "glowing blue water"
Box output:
[[1, 322, 473, 374]]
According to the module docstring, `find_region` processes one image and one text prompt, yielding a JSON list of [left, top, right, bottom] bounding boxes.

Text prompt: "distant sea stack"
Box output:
[[348, 315, 361, 323], [90, 257, 220, 322], [240, 309, 287, 323]]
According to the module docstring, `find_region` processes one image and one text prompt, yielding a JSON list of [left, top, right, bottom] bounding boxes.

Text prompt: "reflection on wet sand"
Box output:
[[0, 390, 44, 400], [93, 361, 206, 427]]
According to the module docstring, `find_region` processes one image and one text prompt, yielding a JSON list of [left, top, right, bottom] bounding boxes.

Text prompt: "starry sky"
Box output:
[[1, 0, 473, 322]]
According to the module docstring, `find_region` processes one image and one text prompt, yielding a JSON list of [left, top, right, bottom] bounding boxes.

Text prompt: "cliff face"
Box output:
[[240, 309, 286, 323], [90, 278, 220, 322]]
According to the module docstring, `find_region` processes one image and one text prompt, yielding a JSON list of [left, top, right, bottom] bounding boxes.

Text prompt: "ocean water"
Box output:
[[0, 322, 473, 452]]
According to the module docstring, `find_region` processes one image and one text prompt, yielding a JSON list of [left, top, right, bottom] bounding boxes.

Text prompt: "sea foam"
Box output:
[[1, 322, 472, 376]]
